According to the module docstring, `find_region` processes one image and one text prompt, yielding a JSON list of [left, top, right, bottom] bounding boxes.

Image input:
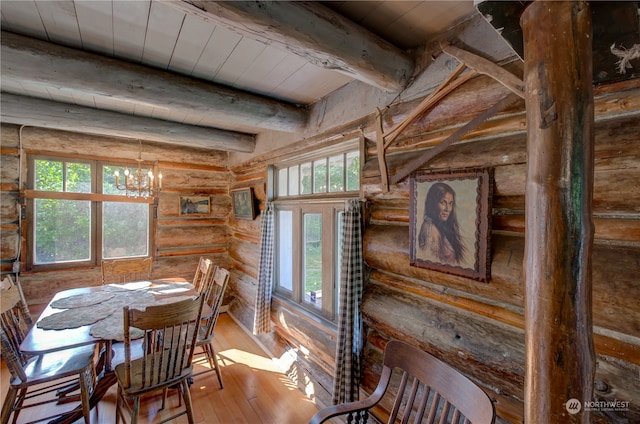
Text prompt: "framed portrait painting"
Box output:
[[231, 187, 256, 220], [409, 168, 493, 282], [179, 196, 210, 215]]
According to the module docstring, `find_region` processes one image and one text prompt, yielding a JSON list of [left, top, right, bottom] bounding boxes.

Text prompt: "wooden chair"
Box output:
[[192, 257, 215, 294], [309, 340, 495, 424], [192, 266, 230, 387], [101, 257, 153, 285], [114, 295, 205, 424], [1, 284, 96, 424]]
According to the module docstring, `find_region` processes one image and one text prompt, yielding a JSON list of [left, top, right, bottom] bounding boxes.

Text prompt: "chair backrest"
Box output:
[[0, 327, 29, 382], [199, 267, 230, 342], [376, 340, 495, 424], [192, 257, 214, 294], [101, 257, 153, 285], [0, 283, 34, 381], [121, 295, 204, 389]]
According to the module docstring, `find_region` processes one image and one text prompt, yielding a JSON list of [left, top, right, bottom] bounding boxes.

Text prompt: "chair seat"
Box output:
[[9, 344, 96, 389]]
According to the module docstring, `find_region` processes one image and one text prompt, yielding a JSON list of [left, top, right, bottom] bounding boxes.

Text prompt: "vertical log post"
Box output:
[[521, 2, 595, 423]]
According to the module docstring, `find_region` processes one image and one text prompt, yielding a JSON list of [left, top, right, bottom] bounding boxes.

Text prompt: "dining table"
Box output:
[[19, 277, 202, 424]]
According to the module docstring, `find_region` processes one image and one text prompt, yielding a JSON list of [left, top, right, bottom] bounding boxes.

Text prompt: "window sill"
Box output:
[[271, 294, 338, 336]]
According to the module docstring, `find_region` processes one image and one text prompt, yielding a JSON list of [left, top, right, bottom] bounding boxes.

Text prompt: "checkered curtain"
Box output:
[[332, 199, 365, 405], [253, 202, 274, 335]]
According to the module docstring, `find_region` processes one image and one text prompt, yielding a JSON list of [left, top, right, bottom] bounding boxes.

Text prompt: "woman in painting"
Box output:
[[418, 182, 466, 265]]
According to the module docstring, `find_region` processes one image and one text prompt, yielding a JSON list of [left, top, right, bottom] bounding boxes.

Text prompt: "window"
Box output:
[[27, 155, 153, 269], [272, 148, 360, 322]]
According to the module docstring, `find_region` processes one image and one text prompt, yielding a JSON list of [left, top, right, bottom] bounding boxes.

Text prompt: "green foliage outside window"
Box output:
[[35, 199, 91, 263], [31, 158, 150, 265]]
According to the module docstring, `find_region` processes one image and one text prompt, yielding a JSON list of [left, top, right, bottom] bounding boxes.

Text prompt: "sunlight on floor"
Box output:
[[213, 346, 317, 401], [218, 348, 286, 373]]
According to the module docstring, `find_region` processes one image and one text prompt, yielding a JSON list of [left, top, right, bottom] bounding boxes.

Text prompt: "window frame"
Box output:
[[270, 144, 360, 323], [25, 153, 155, 271], [273, 200, 346, 321]]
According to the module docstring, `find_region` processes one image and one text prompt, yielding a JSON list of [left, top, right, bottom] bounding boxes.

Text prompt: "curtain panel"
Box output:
[[332, 199, 364, 405], [252, 202, 274, 335]]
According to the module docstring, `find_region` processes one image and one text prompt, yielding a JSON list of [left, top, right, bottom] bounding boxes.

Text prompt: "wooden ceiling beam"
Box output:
[[1, 94, 256, 153], [181, 0, 414, 91], [0, 31, 306, 135]]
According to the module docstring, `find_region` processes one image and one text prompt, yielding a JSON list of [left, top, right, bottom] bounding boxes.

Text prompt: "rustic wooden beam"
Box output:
[[522, 2, 595, 423], [440, 41, 525, 98], [0, 31, 306, 134], [180, 0, 413, 91], [375, 110, 390, 192], [374, 65, 477, 192], [383, 65, 474, 148], [1, 94, 256, 153], [389, 92, 520, 185]]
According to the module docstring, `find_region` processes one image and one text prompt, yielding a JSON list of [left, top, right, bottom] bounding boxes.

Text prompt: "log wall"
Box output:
[[1, 76, 638, 424], [0, 124, 233, 304], [227, 77, 640, 423]]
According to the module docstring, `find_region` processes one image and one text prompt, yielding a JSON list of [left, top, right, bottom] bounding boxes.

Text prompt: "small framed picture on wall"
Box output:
[[179, 196, 211, 216], [231, 187, 256, 220]]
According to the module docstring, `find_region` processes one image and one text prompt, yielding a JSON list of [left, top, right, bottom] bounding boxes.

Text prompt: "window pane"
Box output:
[[35, 160, 63, 192], [277, 211, 293, 291], [34, 199, 91, 264], [328, 154, 344, 192], [313, 159, 327, 193], [278, 168, 288, 197], [300, 162, 312, 195], [303, 213, 322, 309], [346, 151, 360, 191], [66, 162, 92, 193], [288, 165, 299, 196], [103, 202, 150, 258], [103, 165, 127, 196]]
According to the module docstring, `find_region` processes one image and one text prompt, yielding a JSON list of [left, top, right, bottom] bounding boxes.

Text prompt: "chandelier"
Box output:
[[113, 141, 162, 198]]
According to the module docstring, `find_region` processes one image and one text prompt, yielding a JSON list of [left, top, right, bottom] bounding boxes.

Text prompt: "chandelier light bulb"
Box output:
[[113, 141, 162, 198]]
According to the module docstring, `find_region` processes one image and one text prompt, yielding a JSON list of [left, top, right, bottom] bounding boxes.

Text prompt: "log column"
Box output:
[[521, 2, 595, 423]]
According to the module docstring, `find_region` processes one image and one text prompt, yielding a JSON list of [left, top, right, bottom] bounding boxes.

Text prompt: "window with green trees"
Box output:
[[28, 155, 152, 269], [273, 147, 359, 322]]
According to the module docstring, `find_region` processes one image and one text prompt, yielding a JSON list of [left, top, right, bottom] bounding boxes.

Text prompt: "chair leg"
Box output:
[[131, 396, 140, 424], [10, 388, 27, 424], [161, 388, 167, 410], [181, 379, 195, 424], [115, 386, 123, 424], [79, 368, 92, 423], [209, 344, 224, 389], [1, 387, 17, 424]]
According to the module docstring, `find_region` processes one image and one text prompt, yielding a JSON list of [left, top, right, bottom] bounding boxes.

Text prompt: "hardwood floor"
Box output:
[[1, 313, 321, 423]]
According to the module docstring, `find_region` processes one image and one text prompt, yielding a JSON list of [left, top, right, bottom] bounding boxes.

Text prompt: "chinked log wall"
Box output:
[[0, 125, 233, 304], [228, 76, 640, 423]]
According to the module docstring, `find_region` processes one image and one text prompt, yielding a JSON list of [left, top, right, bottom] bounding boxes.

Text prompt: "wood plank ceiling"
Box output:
[[0, 0, 476, 152]]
